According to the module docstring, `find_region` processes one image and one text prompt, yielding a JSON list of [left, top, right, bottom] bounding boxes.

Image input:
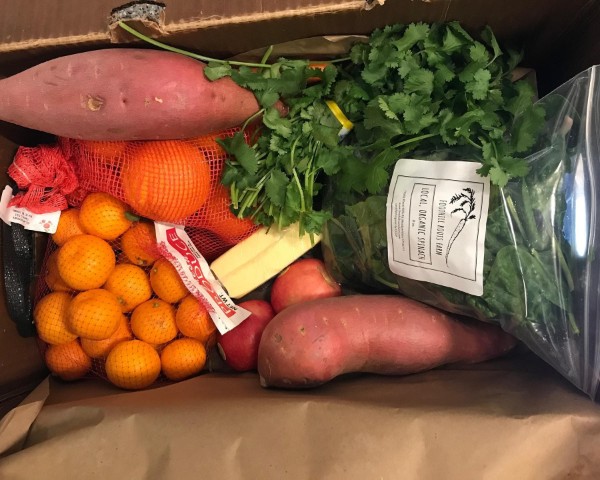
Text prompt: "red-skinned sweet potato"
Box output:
[[0, 48, 265, 140], [258, 295, 516, 388]]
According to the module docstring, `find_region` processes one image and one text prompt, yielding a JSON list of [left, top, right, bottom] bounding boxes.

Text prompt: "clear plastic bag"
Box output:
[[322, 66, 600, 400]]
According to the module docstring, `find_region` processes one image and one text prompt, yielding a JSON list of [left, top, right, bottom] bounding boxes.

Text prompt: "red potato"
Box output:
[[258, 295, 517, 388], [0, 48, 266, 140], [270, 258, 342, 313], [217, 299, 275, 372]]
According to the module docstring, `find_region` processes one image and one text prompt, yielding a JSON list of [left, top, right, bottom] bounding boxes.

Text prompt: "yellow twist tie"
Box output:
[[325, 100, 354, 132]]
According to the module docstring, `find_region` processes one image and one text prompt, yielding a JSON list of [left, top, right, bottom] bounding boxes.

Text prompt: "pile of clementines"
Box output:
[[35, 191, 217, 390]]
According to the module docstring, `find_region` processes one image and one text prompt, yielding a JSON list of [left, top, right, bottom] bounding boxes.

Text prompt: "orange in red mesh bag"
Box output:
[[33, 192, 223, 389]]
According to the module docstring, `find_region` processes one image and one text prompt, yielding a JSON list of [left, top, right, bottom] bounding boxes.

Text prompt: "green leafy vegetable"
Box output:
[[119, 20, 545, 236]]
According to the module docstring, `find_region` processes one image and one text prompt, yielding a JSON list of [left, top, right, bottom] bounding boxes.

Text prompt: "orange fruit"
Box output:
[[67, 289, 122, 340], [80, 140, 127, 160], [44, 250, 73, 293], [104, 264, 152, 312], [105, 339, 161, 390], [202, 185, 256, 244], [149, 258, 189, 304], [34, 291, 77, 345], [45, 340, 92, 381], [79, 192, 133, 241], [57, 235, 115, 290], [52, 208, 85, 246], [121, 140, 211, 222], [160, 338, 207, 381], [121, 222, 160, 267], [130, 299, 178, 344], [80, 314, 133, 358], [176, 295, 217, 346]]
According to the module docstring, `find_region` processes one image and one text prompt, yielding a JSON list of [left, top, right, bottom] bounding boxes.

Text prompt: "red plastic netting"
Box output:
[[14, 129, 260, 389], [10, 129, 259, 260]]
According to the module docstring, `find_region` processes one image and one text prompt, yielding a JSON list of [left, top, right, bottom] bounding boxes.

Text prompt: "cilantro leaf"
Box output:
[[511, 103, 545, 152], [465, 68, 491, 100], [469, 42, 490, 63], [262, 107, 293, 138], [404, 68, 434, 96], [392, 22, 430, 52], [265, 170, 289, 206], [204, 61, 233, 80], [218, 133, 258, 175]]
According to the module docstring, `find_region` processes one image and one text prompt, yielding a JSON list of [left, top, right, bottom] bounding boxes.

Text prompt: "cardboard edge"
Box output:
[[0, 1, 376, 54]]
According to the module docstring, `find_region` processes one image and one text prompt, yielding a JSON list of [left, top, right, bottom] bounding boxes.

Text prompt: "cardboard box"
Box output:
[[1, 1, 600, 477]]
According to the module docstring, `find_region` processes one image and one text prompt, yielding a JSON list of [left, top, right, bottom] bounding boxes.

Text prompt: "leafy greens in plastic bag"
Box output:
[[323, 67, 600, 400]]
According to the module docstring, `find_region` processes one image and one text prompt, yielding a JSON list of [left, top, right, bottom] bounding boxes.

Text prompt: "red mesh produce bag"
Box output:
[[7, 143, 78, 213], [9, 129, 259, 261], [34, 195, 220, 389]]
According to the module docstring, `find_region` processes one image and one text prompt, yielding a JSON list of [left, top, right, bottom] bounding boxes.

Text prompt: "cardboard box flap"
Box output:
[[0, 0, 596, 83]]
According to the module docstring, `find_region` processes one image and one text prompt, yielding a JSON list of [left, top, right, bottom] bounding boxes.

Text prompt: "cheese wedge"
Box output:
[[210, 222, 320, 299]]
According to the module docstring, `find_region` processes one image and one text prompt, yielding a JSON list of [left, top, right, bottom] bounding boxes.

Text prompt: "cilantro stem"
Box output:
[[289, 136, 306, 213], [465, 137, 483, 150], [329, 56, 351, 64], [241, 109, 265, 130], [390, 133, 437, 149], [118, 22, 272, 68], [260, 45, 274, 65]]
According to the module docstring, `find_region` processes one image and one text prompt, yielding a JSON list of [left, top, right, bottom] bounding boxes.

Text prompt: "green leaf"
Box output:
[[500, 155, 530, 178], [397, 53, 421, 79], [219, 133, 258, 175], [265, 170, 289, 206], [262, 107, 293, 138], [442, 22, 472, 53], [511, 104, 545, 152], [378, 97, 399, 120], [506, 80, 536, 118], [465, 68, 491, 100], [489, 165, 509, 187], [469, 42, 490, 63], [481, 26, 502, 61], [256, 89, 280, 108], [392, 22, 430, 52], [203, 62, 233, 81], [404, 68, 434, 96]]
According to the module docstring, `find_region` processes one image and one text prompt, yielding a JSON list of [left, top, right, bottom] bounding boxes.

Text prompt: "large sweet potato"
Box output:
[[258, 295, 516, 388], [0, 48, 263, 140]]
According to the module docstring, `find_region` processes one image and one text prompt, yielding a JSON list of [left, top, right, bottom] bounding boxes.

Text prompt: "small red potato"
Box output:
[[0, 49, 266, 140], [217, 299, 275, 372], [270, 258, 342, 313], [258, 295, 517, 388]]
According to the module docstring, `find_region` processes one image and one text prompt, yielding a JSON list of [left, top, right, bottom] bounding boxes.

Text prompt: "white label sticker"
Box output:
[[154, 222, 250, 334], [0, 185, 61, 234], [386, 159, 490, 296]]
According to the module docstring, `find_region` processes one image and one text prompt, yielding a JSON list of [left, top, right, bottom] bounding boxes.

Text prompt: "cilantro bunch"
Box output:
[[119, 21, 545, 236], [211, 59, 349, 235], [331, 22, 545, 195]]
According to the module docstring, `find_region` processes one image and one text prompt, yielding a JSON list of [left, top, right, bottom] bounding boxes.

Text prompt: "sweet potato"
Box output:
[[0, 48, 264, 140], [258, 295, 516, 388]]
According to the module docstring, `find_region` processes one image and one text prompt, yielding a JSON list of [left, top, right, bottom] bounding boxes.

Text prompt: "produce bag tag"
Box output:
[[154, 222, 251, 333], [0, 185, 60, 234], [386, 159, 490, 296]]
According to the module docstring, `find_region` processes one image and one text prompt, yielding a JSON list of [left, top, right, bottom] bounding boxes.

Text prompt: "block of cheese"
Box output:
[[210, 222, 320, 299]]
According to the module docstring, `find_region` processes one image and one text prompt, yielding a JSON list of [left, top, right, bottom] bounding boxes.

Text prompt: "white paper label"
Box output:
[[154, 222, 250, 334], [0, 185, 61, 234], [386, 159, 490, 296]]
